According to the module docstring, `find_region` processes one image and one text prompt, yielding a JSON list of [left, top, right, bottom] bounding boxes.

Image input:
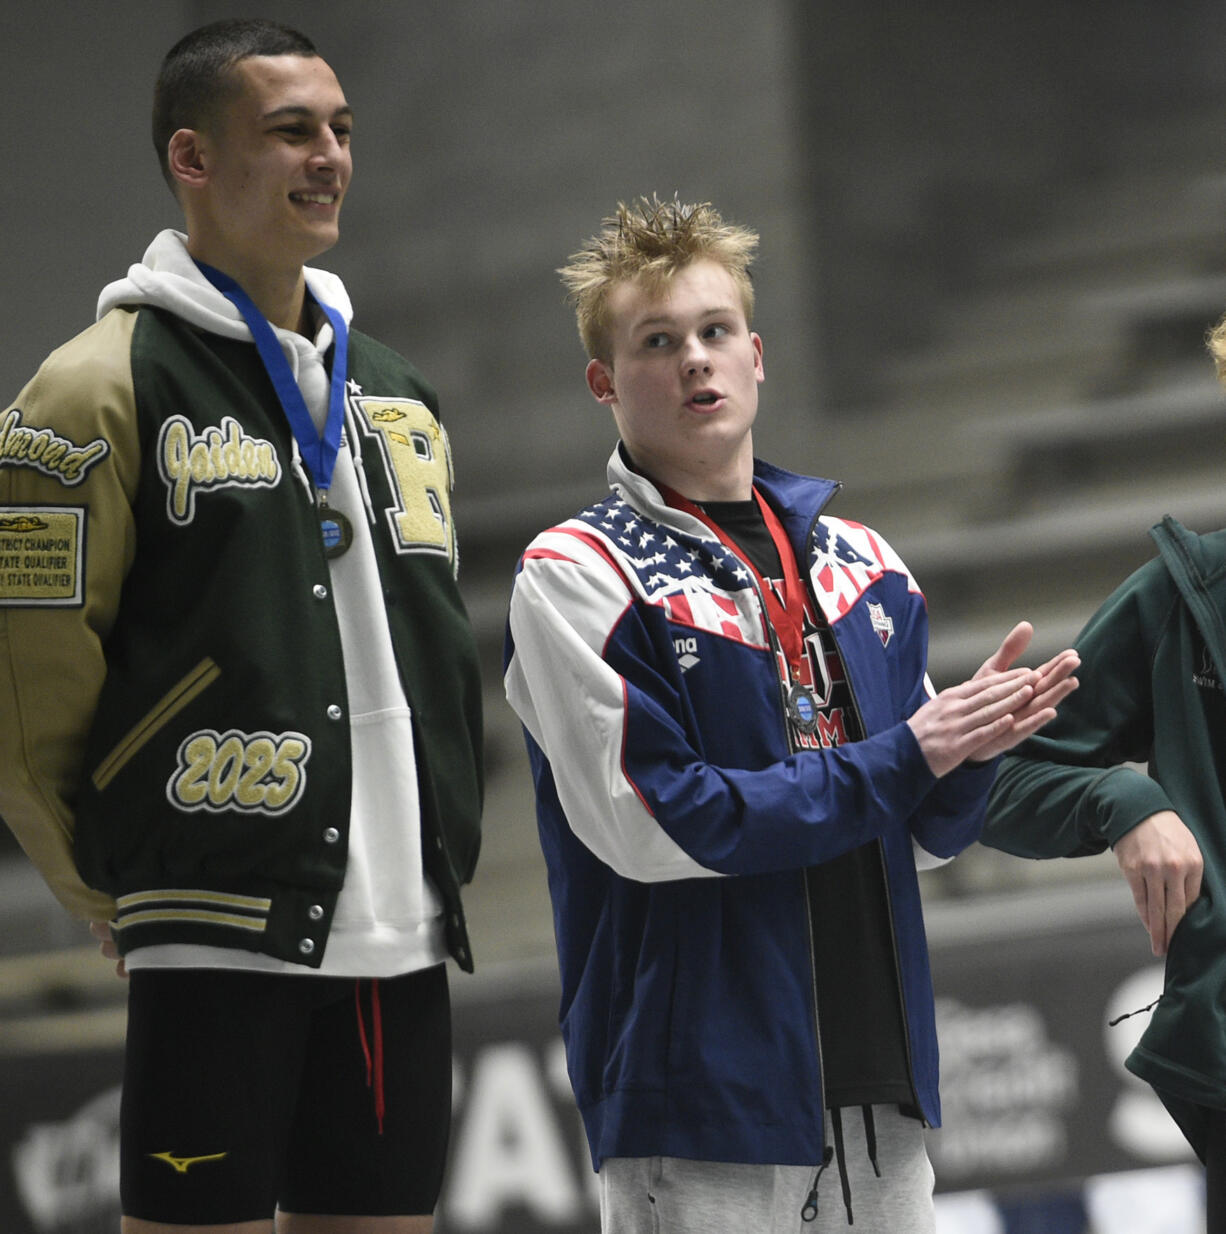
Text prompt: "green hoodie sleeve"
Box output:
[[983, 555, 1177, 858]]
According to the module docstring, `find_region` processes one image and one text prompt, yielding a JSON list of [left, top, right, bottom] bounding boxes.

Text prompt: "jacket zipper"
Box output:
[[874, 841, 925, 1119], [792, 493, 928, 1219], [707, 486, 845, 1219], [826, 590, 925, 1121], [826, 596, 925, 1101], [738, 561, 832, 1214]]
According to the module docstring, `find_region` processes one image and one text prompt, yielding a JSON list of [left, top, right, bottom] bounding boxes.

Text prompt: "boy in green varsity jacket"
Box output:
[[0, 19, 481, 1233]]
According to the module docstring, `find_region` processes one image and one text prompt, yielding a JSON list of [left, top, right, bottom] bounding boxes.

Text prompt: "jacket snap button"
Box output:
[[313, 584, 328, 599], [308, 904, 324, 921], [326, 704, 343, 721], [299, 938, 315, 955], [323, 827, 340, 844]]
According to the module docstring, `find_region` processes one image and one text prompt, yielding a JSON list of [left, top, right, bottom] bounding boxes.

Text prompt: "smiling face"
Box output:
[[586, 259, 765, 501], [174, 53, 352, 288]]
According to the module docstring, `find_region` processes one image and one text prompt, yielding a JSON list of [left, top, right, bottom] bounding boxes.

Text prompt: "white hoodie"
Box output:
[[98, 230, 445, 978]]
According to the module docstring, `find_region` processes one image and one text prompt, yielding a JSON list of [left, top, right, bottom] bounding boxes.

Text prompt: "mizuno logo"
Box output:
[[149, 1150, 228, 1174]]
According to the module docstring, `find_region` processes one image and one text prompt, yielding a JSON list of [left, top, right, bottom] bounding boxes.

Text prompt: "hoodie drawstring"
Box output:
[[343, 401, 378, 527], [355, 978, 386, 1134], [287, 434, 314, 503]]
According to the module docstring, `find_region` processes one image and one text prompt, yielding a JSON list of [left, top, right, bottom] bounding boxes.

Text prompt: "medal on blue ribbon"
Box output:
[[195, 260, 353, 557]]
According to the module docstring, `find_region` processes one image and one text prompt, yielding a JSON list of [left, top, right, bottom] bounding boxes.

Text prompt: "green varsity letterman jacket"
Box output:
[[0, 299, 483, 971]]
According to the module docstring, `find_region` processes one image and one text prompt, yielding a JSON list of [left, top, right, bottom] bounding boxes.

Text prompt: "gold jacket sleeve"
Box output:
[[0, 308, 142, 920]]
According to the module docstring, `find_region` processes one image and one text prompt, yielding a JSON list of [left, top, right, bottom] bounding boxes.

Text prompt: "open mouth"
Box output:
[[690, 391, 721, 407], [290, 191, 339, 206]]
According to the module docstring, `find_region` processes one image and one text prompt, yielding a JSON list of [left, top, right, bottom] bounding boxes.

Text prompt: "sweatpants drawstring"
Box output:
[[354, 978, 386, 1134], [802, 1106, 885, 1224], [830, 1107, 854, 1224], [862, 1104, 881, 1178], [801, 1146, 834, 1222]]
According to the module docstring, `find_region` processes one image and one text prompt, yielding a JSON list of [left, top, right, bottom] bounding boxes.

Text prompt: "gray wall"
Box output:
[[3, 0, 818, 494]]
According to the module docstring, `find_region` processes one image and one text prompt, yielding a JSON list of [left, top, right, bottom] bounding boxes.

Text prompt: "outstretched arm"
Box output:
[[983, 561, 1202, 956]]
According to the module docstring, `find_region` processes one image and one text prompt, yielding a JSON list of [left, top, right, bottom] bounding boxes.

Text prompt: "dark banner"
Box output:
[[927, 901, 1187, 1189], [0, 883, 1204, 1233]]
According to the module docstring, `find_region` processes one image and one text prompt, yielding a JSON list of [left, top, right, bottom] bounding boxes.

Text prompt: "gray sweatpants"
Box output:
[[598, 1105, 936, 1233]]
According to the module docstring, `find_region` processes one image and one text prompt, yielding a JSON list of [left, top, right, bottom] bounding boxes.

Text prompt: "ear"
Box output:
[[585, 358, 617, 406], [751, 332, 765, 383], [167, 128, 209, 191]]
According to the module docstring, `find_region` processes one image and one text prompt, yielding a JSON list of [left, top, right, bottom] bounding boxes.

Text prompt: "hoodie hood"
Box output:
[[97, 230, 356, 476], [96, 229, 354, 345]]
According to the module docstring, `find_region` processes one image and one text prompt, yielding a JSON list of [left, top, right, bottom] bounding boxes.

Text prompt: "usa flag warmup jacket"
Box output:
[[504, 447, 995, 1169]]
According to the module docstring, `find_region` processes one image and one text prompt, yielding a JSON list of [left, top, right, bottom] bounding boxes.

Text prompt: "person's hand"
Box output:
[[1114, 811, 1204, 956], [907, 623, 1079, 778], [89, 919, 127, 979], [967, 622, 1080, 763], [907, 667, 1039, 778]]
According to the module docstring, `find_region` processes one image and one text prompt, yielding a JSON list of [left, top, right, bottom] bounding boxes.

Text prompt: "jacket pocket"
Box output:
[[91, 657, 221, 792]]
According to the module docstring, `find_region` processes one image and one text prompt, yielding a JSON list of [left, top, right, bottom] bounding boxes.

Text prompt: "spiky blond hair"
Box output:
[[559, 196, 759, 361]]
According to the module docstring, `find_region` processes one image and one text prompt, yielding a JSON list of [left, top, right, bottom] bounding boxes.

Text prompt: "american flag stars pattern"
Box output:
[[573, 494, 767, 646], [568, 494, 901, 631]]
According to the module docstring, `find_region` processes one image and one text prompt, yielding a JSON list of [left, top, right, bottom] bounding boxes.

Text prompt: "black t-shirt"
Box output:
[[700, 497, 915, 1112]]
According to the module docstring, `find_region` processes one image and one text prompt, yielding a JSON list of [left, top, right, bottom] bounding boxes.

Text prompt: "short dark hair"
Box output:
[[152, 18, 318, 190]]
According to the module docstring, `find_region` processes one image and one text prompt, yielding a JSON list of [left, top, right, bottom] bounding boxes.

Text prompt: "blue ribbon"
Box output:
[[194, 260, 349, 495]]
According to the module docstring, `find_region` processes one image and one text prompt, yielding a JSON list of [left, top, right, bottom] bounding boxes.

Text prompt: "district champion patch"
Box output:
[[0, 506, 86, 606]]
